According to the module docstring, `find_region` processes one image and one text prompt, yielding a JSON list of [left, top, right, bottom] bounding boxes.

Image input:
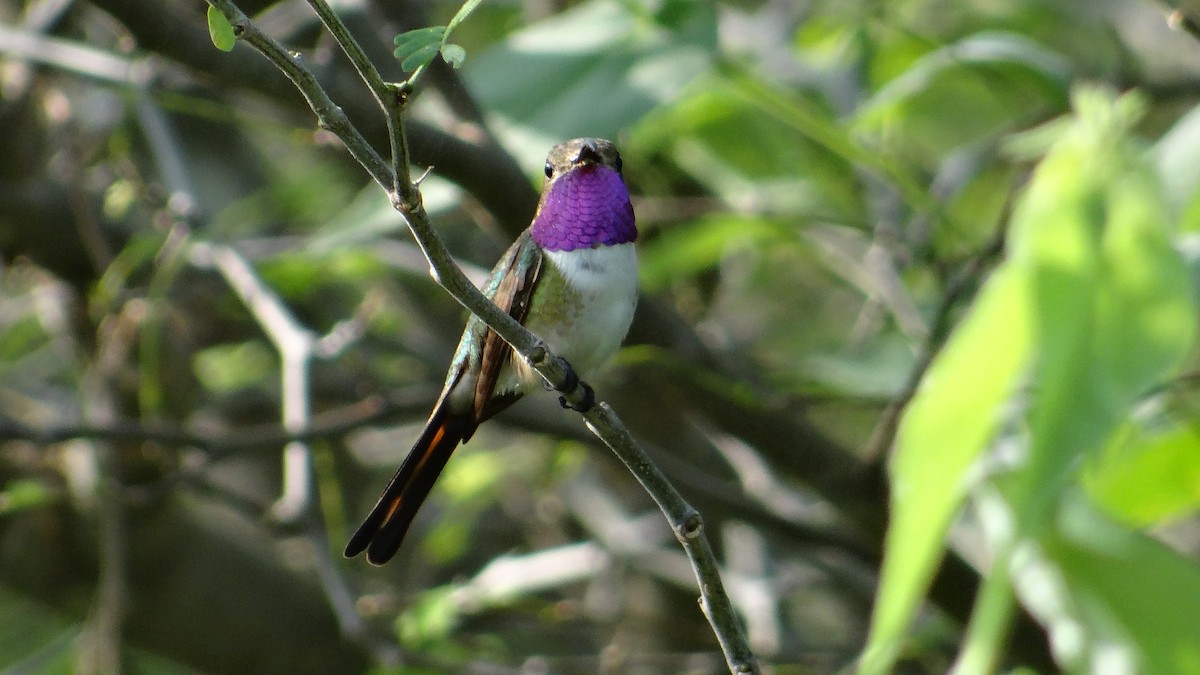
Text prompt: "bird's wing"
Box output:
[[343, 233, 543, 562], [468, 231, 543, 436]]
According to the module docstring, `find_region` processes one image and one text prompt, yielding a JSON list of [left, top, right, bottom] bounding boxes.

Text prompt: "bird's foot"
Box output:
[[544, 356, 594, 412], [559, 381, 594, 412]]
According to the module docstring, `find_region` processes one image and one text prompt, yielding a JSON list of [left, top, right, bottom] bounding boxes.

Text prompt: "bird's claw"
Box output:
[[544, 357, 593, 412], [559, 381, 594, 412]]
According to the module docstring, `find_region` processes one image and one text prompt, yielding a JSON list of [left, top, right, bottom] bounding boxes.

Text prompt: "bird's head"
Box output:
[[531, 138, 636, 252]]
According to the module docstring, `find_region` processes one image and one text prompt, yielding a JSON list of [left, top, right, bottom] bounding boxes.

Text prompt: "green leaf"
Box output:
[[307, 176, 464, 253], [861, 263, 1033, 674], [1094, 170, 1195, 400], [0, 479, 58, 514], [0, 587, 80, 673], [960, 87, 1195, 672], [1012, 88, 1192, 515], [206, 6, 236, 53], [1008, 92, 1124, 493], [1084, 423, 1200, 526], [1030, 498, 1200, 674], [393, 26, 446, 69], [439, 449, 504, 500], [630, 80, 866, 221], [394, 0, 481, 73], [1153, 101, 1200, 224], [440, 43, 466, 69], [400, 42, 442, 73], [726, 72, 933, 217], [864, 87, 1197, 674], [0, 316, 48, 362], [855, 31, 1072, 164], [397, 585, 461, 648], [393, 26, 447, 50]]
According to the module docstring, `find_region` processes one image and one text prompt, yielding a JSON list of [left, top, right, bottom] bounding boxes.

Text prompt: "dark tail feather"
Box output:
[[344, 404, 468, 565]]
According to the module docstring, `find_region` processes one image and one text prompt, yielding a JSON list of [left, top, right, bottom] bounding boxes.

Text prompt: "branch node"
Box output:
[[391, 81, 413, 107], [527, 341, 548, 365], [388, 188, 422, 216], [678, 510, 704, 541]]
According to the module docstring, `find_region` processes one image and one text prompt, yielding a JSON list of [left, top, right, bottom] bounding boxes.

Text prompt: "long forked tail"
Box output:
[[344, 404, 468, 565]]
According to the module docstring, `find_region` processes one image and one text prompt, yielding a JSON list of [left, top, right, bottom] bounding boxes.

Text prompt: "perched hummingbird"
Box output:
[[345, 138, 638, 565]]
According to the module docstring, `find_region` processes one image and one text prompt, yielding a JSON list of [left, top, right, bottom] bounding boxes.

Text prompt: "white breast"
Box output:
[[522, 243, 638, 384], [546, 244, 638, 297]]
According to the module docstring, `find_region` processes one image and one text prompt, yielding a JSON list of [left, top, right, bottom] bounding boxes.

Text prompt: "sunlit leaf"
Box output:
[[1153, 101, 1200, 227], [1084, 423, 1200, 526], [206, 6, 236, 53], [856, 32, 1072, 163], [1012, 89, 1192, 509], [964, 87, 1193, 671], [397, 585, 461, 648], [864, 87, 1197, 674], [861, 264, 1033, 674]]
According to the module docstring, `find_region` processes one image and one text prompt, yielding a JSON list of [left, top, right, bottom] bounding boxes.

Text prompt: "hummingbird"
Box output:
[[345, 138, 638, 565]]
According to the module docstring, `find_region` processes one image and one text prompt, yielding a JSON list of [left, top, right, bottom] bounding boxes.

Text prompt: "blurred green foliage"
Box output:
[[3, 0, 1200, 673], [865, 88, 1199, 674]]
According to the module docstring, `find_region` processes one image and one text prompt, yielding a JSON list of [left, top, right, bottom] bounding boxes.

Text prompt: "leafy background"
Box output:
[[2, 0, 1200, 673]]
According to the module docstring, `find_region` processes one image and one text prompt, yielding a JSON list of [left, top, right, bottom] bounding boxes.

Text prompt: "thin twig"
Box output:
[[302, 0, 411, 196], [208, 0, 391, 187], [582, 402, 756, 671], [202, 1, 759, 671]]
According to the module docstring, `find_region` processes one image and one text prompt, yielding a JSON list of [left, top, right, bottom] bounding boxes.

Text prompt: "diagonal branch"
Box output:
[[203, 1, 759, 672]]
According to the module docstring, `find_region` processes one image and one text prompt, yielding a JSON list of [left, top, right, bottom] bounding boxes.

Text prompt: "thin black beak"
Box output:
[[574, 140, 601, 165]]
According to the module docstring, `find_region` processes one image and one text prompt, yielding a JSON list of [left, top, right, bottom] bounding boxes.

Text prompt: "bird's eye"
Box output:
[[544, 162, 554, 178], [613, 155, 623, 173]]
